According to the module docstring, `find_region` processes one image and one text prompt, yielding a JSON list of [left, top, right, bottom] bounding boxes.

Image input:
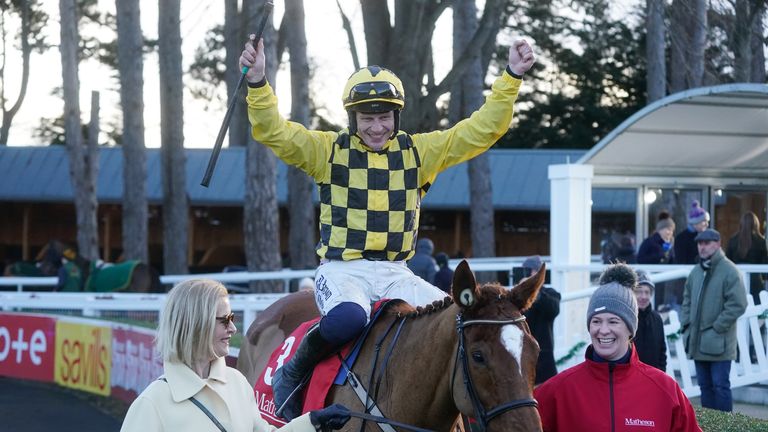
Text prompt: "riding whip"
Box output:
[[201, 0, 274, 187]]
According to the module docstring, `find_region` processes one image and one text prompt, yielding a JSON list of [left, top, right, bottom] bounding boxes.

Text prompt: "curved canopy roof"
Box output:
[[578, 83, 768, 179]]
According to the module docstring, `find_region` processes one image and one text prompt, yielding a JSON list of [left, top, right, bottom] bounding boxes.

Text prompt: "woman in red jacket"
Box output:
[[534, 282, 701, 431]]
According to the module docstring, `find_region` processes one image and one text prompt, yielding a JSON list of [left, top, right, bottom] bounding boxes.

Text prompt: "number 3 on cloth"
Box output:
[[263, 336, 296, 385]]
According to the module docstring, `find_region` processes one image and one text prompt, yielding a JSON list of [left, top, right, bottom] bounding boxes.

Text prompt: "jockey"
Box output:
[[240, 37, 535, 420]]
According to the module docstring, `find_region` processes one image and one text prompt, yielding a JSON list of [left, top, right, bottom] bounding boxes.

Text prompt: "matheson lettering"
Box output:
[[625, 418, 655, 427]]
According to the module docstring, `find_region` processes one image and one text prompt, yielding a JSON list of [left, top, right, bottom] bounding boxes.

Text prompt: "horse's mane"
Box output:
[[389, 282, 513, 319], [389, 296, 454, 318]]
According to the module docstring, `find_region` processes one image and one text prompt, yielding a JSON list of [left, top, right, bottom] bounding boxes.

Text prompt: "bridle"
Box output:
[[453, 314, 538, 431]]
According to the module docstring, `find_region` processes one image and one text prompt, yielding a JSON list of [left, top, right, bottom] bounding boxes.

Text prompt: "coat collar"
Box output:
[[163, 357, 228, 402], [583, 344, 639, 382]]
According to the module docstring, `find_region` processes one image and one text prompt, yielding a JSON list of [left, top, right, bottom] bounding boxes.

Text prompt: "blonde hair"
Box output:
[[156, 279, 228, 367]]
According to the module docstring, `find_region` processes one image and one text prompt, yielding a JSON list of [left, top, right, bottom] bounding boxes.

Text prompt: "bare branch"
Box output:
[[423, 0, 504, 107], [336, 0, 360, 70], [276, 13, 288, 62]]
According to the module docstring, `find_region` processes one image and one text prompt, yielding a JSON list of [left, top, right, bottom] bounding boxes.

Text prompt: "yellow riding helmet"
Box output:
[[342, 65, 405, 112]]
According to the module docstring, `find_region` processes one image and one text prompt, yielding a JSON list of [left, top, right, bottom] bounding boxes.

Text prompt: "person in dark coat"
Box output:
[[675, 200, 710, 265], [407, 238, 437, 284], [638, 216, 675, 265], [633, 270, 668, 371], [520, 256, 561, 384], [725, 212, 768, 305], [638, 215, 675, 310], [433, 252, 453, 293]]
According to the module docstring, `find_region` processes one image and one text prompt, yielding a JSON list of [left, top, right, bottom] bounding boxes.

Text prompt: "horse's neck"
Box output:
[[352, 305, 459, 429], [392, 305, 458, 352]]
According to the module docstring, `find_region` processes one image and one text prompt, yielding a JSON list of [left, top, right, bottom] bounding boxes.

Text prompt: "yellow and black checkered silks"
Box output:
[[245, 69, 523, 263], [317, 133, 429, 261]]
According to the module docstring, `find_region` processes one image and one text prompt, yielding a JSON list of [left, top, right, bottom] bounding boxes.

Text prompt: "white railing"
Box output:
[[2, 259, 766, 397], [0, 255, 603, 293], [663, 292, 768, 397]]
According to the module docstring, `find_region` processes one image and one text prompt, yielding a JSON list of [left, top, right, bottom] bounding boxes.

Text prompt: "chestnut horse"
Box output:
[[238, 261, 544, 432]]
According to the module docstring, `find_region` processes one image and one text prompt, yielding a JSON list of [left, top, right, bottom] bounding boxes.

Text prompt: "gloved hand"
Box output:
[[309, 404, 351, 431], [662, 242, 672, 252]]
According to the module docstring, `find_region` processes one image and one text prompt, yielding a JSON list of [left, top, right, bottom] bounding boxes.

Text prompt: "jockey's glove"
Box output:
[[310, 404, 351, 431]]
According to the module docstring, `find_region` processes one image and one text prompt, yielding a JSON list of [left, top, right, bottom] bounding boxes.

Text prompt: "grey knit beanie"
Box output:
[[635, 269, 655, 291], [586, 282, 639, 337]]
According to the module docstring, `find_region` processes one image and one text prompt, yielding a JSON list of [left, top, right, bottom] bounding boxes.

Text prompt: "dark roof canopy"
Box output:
[[0, 146, 634, 212]]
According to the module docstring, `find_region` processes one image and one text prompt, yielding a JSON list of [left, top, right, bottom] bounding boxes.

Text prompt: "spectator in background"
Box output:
[[521, 255, 561, 385], [298, 277, 315, 291], [433, 252, 453, 293], [601, 231, 637, 264], [407, 238, 437, 284], [675, 200, 710, 265], [598, 263, 667, 372], [634, 270, 668, 372], [726, 211, 768, 305], [681, 229, 747, 412], [638, 213, 676, 310]]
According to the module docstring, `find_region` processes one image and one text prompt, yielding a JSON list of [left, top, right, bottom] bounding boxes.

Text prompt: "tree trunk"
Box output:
[[60, 0, 99, 261], [361, 0, 391, 65], [670, 0, 707, 91], [687, 0, 707, 87], [285, 0, 317, 271], [646, 0, 666, 102], [669, 0, 689, 93], [116, 0, 148, 263], [226, 0, 249, 147], [450, 0, 496, 283], [158, 0, 188, 274], [734, 0, 752, 82], [244, 0, 282, 292], [750, 3, 766, 83], [0, 0, 31, 145], [359, 0, 502, 133]]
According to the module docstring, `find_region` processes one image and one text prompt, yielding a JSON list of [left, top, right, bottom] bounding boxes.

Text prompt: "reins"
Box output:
[[343, 304, 538, 432], [341, 411, 434, 432]]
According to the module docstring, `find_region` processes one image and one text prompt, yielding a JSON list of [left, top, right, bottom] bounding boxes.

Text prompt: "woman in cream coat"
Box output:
[[121, 279, 349, 432]]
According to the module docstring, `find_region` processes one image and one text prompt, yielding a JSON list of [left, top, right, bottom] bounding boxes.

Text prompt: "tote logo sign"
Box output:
[[0, 314, 56, 382], [54, 321, 112, 396]]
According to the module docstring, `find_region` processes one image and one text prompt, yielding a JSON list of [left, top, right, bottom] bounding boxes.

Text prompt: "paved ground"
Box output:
[[0, 377, 123, 432]]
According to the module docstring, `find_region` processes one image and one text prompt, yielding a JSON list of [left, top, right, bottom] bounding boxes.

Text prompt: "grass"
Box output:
[[695, 405, 768, 431]]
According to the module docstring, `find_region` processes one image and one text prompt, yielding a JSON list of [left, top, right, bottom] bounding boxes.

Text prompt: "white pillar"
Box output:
[[549, 164, 593, 365]]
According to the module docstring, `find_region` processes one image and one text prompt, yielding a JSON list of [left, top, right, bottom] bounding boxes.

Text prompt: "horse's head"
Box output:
[[450, 260, 544, 431], [34, 240, 69, 276]]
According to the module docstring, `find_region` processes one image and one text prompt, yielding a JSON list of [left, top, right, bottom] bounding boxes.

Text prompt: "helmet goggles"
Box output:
[[345, 81, 404, 110]]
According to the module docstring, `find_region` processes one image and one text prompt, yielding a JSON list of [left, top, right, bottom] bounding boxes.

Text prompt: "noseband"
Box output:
[[453, 314, 538, 431]]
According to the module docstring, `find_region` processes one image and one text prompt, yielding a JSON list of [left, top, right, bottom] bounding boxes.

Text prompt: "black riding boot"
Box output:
[[273, 325, 337, 420]]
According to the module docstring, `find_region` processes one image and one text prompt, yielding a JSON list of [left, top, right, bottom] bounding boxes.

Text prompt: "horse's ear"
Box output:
[[451, 260, 478, 308], [510, 263, 546, 311]]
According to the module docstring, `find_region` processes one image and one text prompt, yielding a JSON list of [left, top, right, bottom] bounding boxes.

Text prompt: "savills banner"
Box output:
[[54, 321, 112, 396]]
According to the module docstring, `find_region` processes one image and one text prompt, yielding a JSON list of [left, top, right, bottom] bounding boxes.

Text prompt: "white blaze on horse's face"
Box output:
[[501, 324, 524, 376]]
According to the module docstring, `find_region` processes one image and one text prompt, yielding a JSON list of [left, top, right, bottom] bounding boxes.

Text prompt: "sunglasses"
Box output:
[[348, 82, 401, 102], [216, 312, 236, 327]]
